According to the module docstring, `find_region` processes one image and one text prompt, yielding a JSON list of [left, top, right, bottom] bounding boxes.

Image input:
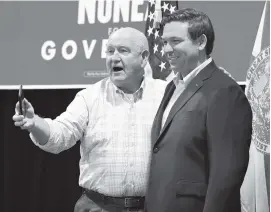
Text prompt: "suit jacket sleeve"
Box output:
[[204, 85, 252, 212]]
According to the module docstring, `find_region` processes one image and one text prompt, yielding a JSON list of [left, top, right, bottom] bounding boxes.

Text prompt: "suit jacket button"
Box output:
[[153, 147, 159, 153]]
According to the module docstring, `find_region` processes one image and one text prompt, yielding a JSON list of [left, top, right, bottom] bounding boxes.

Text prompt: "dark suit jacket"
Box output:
[[145, 61, 252, 212]]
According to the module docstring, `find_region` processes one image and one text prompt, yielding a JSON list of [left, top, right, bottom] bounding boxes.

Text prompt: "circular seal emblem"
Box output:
[[246, 46, 270, 154]]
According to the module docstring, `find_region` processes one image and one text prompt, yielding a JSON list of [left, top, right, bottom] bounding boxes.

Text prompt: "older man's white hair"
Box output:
[[108, 27, 149, 54]]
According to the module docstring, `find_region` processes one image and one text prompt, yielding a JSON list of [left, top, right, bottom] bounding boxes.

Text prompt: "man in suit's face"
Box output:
[[162, 21, 207, 78]]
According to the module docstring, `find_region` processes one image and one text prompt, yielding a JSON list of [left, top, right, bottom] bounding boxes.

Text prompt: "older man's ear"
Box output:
[[142, 50, 153, 78], [141, 50, 150, 66], [144, 61, 153, 79]]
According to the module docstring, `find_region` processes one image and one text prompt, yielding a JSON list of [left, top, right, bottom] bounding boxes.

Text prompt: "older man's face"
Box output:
[[105, 32, 144, 87]]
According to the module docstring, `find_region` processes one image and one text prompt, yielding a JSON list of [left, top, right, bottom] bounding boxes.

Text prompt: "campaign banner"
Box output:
[[0, 0, 266, 88], [0, 0, 148, 87]]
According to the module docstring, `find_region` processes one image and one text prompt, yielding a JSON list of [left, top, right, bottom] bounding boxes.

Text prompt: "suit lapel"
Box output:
[[151, 81, 176, 146], [153, 60, 218, 147], [160, 78, 203, 136]]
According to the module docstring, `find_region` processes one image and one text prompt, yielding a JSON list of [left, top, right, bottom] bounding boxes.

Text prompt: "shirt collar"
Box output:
[[112, 78, 145, 102], [172, 72, 182, 87], [173, 57, 212, 87]]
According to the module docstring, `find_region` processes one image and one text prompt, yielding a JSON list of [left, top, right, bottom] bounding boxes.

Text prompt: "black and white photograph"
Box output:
[[2, 0, 270, 212]]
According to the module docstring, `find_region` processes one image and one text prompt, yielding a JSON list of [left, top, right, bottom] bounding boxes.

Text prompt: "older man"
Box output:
[[12, 27, 167, 212]]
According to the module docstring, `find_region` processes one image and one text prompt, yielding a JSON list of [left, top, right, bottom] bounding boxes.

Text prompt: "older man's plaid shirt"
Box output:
[[30, 77, 167, 197]]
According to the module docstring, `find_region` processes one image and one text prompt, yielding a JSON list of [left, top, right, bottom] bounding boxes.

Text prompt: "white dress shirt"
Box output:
[[161, 58, 212, 128], [30, 77, 167, 197]]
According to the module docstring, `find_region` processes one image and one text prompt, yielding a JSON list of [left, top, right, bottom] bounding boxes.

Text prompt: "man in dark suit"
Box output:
[[145, 8, 253, 212]]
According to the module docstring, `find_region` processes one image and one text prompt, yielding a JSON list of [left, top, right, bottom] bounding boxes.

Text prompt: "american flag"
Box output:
[[145, 0, 179, 80]]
